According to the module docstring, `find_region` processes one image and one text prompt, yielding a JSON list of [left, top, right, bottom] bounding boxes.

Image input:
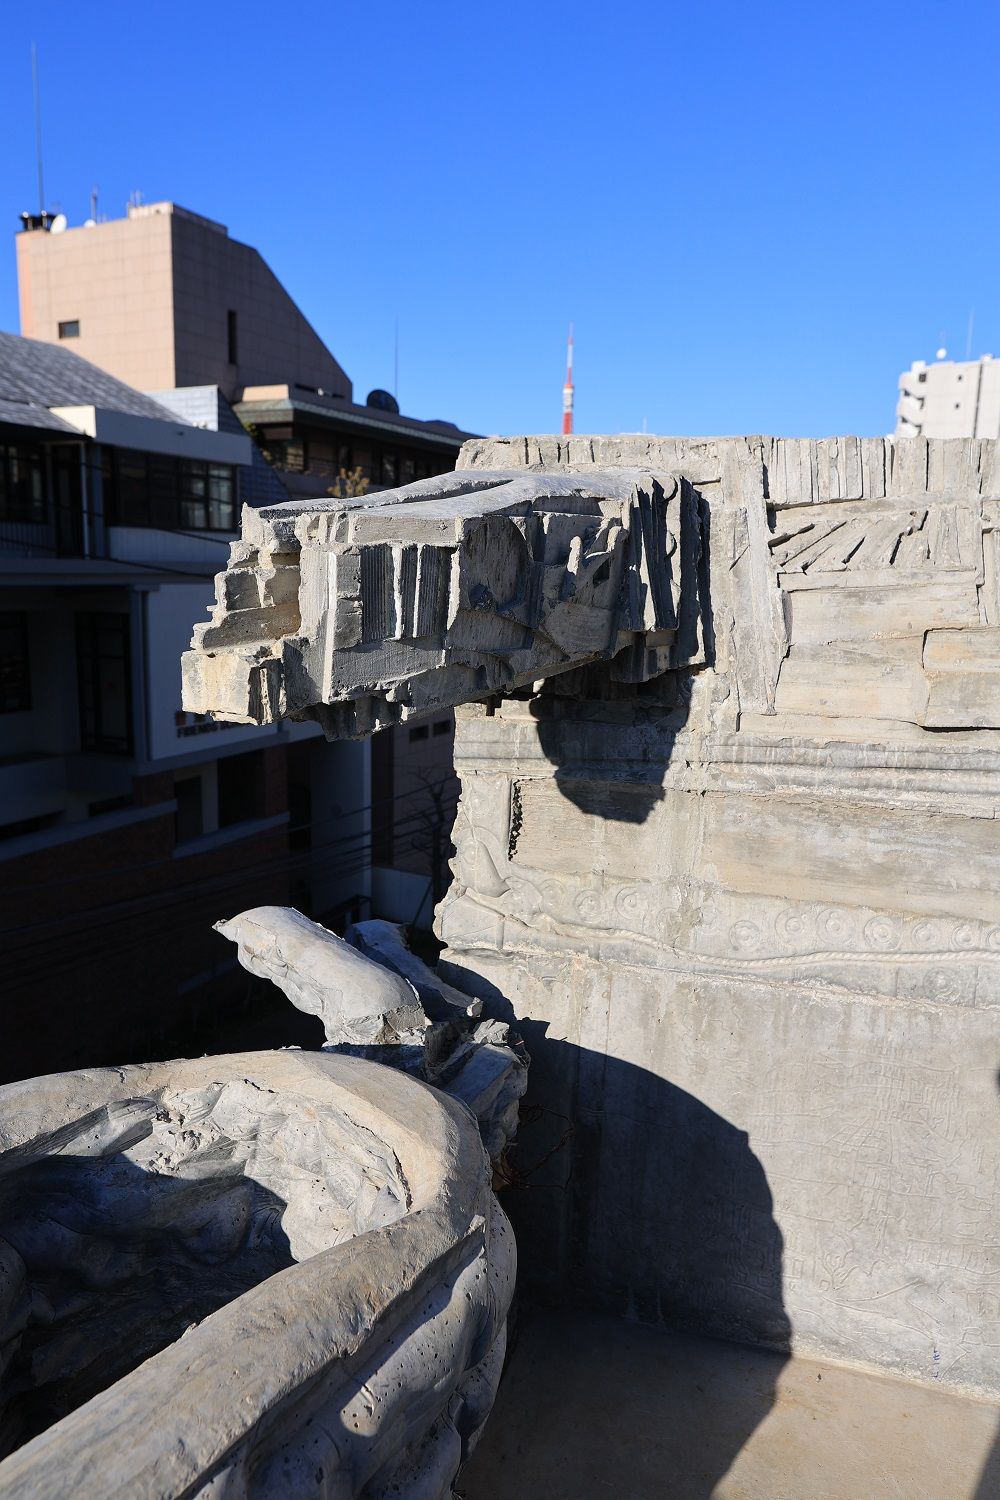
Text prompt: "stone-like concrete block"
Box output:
[[182, 435, 1000, 1396], [0, 1050, 513, 1498]]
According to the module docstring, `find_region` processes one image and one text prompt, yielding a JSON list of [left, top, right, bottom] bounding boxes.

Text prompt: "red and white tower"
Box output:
[[561, 324, 574, 435]]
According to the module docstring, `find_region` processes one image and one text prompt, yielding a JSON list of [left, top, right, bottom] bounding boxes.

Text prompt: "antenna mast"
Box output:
[[562, 324, 574, 435], [31, 43, 45, 216]]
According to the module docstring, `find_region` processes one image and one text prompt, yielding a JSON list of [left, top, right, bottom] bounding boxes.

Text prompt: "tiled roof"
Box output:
[[0, 331, 180, 427], [0, 397, 77, 433]]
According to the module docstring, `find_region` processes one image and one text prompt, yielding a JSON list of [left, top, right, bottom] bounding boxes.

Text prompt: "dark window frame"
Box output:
[[103, 448, 237, 532], [0, 612, 32, 714], [0, 443, 47, 524], [58, 319, 80, 339], [75, 610, 133, 755]]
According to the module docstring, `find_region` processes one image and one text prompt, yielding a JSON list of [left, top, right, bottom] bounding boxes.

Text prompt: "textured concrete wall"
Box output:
[[436, 435, 1000, 1396], [180, 432, 1000, 1395]]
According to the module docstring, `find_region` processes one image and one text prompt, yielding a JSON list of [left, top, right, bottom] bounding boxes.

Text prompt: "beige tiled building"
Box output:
[[16, 202, 351, 402]]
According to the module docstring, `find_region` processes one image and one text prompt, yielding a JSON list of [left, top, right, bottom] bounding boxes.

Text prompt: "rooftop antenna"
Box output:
[[31, 43, 45, 217], [562, 324, 574, 435]]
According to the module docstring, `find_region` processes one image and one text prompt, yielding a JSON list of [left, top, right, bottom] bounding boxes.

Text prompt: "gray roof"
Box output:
[[0, 330, 180, 432], [150, 385, 290, 506], [236, 389, 478, 448]]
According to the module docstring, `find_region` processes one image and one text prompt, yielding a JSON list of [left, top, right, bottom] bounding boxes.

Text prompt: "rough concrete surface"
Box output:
[[0, 1050, 513, 1499], [185, 435, 1000, 1395], [460, 1307, 1000, 1500], [218, 906, 528, 1160]]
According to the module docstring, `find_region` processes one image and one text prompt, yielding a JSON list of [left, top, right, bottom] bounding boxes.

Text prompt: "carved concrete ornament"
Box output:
[[181, 466, 708, 735], [0, 1050, 512, 1498], [184, 434, 1000, 1399]]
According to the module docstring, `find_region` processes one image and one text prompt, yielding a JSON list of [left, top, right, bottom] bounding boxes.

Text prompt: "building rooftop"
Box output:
[[235, 384, 478, 449], [0, 330, 180, 432]]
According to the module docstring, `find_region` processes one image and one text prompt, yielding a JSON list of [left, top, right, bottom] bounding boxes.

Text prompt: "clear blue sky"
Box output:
[[1, 1, 997, 439]]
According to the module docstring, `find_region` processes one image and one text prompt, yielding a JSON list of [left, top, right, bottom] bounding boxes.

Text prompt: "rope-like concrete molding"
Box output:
[[0, 1051, 513, 1498]]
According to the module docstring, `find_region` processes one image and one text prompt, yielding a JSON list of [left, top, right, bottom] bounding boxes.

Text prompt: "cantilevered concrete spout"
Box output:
[[181, 467, 708, 736]]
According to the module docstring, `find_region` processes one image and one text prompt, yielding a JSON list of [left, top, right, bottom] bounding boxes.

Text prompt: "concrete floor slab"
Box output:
[[460, 1308, 1000, 1500]]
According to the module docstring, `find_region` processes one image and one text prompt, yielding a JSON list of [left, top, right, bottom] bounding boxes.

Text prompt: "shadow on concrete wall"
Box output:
[[971, 1067, 1000, 1497], [0, 1149, 292, 1458], [975, 1443, 1000, 1500], [447, 962, 791, 1498], [529, 480, 713, 821]]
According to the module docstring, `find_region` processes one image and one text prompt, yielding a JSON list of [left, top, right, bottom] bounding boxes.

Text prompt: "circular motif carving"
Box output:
[[817, 907, 851, 942], [729, 920, 760, 953], [615, 887, 642, 921], [927, 968, 960, 1000], [911, 920, 938, 948], [863, 916, 901, 951], [951, 921, 978, 949], [573, 888, 604, 924], [774, 908, 810, 947]]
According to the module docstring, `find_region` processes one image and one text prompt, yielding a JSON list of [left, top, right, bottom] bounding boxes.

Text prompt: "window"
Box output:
[[208, 464, 234, 529], [75, 611, 132, 754], [217, 750, 265, 827], [0, 444, 46, 523], [174, 774, 205, 844], [408, 724, 429, 742], [58, 320, 80, 339], [104, 450, 236, 531], [179, 459, 207, 529], [116, 451, 151, 526], [433, 718, 451, 736], [0, 613, 31, 713], [227, 309, 239, 365]]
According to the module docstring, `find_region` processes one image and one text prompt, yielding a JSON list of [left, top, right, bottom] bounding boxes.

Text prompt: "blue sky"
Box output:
[[1, 1, 997, 439]]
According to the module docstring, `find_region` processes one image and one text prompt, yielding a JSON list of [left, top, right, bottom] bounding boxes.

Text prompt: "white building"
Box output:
[[896, 354, 1000, 439]]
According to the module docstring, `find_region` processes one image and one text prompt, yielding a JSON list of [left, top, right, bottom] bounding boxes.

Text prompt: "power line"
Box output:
[[0, 793, 458, 942], [2, 821, 453, 991], [0, 773, 459, 896]]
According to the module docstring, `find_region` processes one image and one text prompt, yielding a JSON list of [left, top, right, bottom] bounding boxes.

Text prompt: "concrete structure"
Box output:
[[0, 1047, 513, 1498], [184, 432, 1000, 1397], [897, 355, 1000, 439], [216, 907, 528, 1162]]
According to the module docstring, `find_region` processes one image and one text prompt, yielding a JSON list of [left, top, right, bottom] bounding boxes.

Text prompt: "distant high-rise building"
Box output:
[[896, 354, 1000, 439]]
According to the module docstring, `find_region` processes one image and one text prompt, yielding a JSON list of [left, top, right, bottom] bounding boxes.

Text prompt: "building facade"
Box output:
[[0, 332, 371, 1081], [896, 354, 1000, 439], [4, 204, 475, 1079]]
